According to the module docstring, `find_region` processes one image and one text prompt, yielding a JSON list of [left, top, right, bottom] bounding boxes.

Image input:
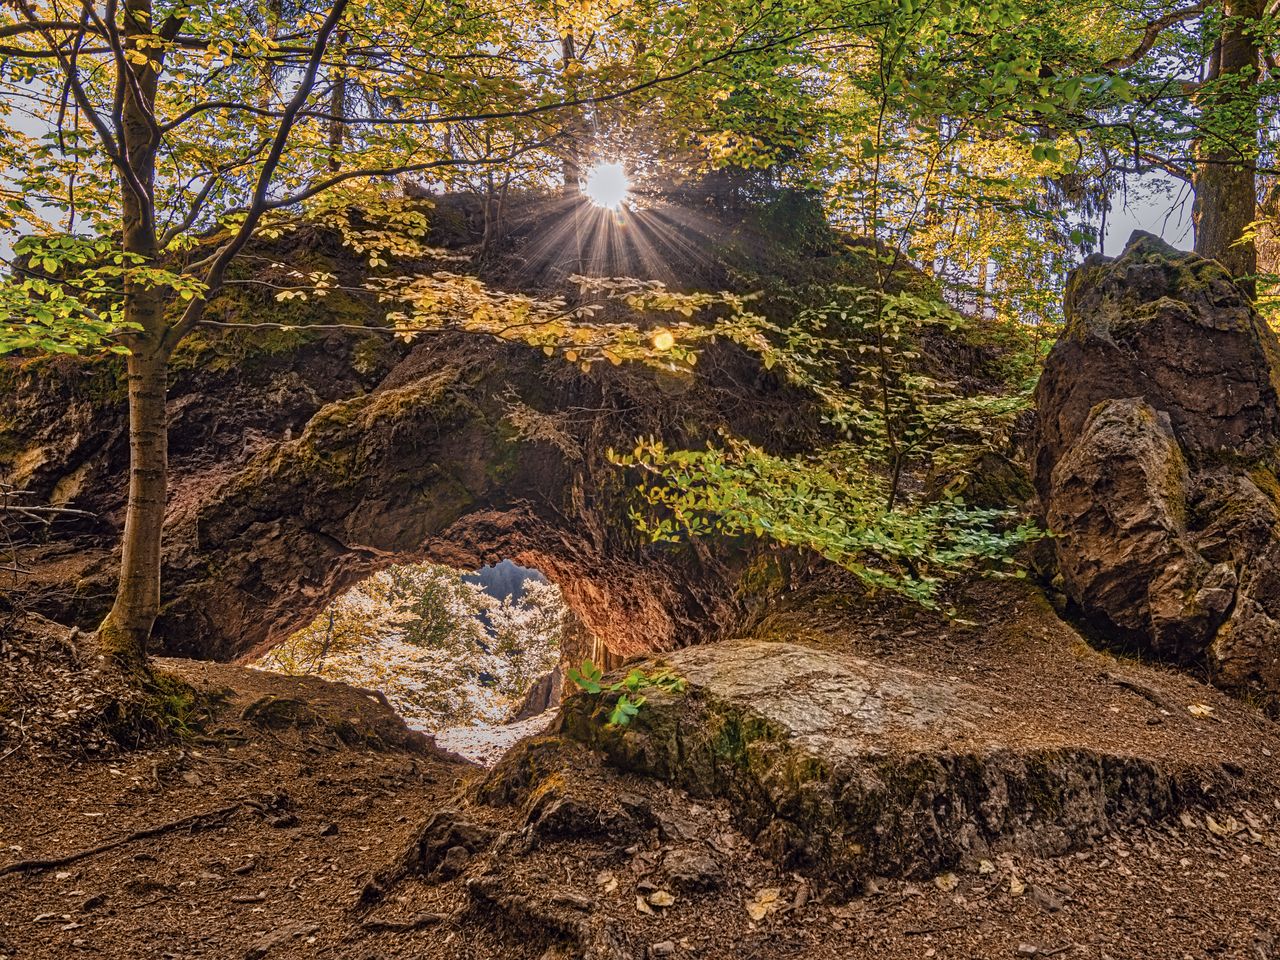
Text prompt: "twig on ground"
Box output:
[[360, 911, 447, 933]]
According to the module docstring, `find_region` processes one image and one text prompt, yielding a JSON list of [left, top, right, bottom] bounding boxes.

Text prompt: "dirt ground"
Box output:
[[1, 580, 1279, 960]]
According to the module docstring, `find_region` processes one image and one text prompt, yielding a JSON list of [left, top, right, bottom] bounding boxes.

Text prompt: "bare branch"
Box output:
[[168, 0, 351, 344], [1102, 1, 1209, 70]]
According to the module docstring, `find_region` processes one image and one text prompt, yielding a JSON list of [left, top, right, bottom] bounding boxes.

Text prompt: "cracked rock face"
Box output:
[[1034, 232, 1280, 705], [560, 640, 1229, 887]]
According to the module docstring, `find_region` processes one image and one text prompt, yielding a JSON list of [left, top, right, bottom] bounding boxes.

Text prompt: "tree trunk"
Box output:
[[97, 0, 166, 667], [560, 32, 582, 196], [1193, 0, 1261, 296], [97, 325, 170, 666], [327, 33, 348, 172]]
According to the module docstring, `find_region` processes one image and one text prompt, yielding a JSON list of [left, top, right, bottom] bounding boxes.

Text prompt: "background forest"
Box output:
[[252, 562, 568, 729]]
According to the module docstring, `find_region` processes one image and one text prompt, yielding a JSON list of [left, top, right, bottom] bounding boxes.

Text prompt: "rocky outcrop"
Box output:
[[2, 207, 841, 662], [1034, 232, 1280, 704], [4, 330, 809, 662]]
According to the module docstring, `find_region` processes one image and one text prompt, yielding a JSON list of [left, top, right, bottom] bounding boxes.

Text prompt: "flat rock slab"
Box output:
[[562, 639, 1244, 887]]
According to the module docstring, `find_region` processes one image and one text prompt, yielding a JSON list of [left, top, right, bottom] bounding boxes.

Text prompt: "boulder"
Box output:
[[1045, 397, 1233, 657], [1034, 233, 1280, 706], [560, 640, 1233, 887], [1034, 231, 1280, 496]]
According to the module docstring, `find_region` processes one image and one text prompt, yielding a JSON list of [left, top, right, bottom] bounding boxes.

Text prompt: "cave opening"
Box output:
[[247, 558, 584, 763]]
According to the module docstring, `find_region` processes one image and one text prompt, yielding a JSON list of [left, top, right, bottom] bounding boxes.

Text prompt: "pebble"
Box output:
[[662, 848, 720, 891], [650, 942, 676, 957]]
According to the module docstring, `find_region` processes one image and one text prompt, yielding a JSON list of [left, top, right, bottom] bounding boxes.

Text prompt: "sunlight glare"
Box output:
[[583, 161, 630, 210]]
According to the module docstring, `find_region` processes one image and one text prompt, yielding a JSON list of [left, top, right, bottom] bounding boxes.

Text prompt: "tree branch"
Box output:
[[168, 0, 350, 345], [1101, 1, 1209, 70]]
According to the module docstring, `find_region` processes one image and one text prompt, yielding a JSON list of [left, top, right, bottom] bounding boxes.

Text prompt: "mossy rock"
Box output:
[[561, 640, 1232, 889]]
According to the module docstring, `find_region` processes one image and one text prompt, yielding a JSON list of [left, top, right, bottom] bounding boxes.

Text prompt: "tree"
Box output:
[[1191, 0, 1265, 292]]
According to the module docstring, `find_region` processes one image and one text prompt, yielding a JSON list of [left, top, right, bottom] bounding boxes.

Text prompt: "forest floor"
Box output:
[[1, 582, 1279, 960]]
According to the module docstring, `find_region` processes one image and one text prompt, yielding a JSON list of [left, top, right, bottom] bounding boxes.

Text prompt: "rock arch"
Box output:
[[4, 327, 809, 663]]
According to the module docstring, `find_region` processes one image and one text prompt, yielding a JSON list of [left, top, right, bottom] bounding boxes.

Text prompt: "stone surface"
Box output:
[[562, 640, 1235, 887], [1034, 232, 1280, 705]]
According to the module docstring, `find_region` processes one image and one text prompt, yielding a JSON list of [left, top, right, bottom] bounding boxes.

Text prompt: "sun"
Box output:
[[582, 161, 630, 210]]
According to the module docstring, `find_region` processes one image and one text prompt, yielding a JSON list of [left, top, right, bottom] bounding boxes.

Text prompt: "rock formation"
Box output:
[[1, 202, 840, 662], [493, 594, 1260, 893], [3, 328, 812, 661], [1034, 231, 1280, 705]]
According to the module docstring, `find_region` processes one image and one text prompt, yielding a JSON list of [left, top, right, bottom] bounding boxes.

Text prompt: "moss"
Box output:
[[141, 670, 208, 737], [1248, 465, 1280, 508], [483, 424, 524, 485], [938, 452, 1033, 509], [74, 358, 128, 407], [171, 325, 315, 375], [736, 554, 791, 600], [352, 335, 394, 377], [1013, 752, 1069, 818]]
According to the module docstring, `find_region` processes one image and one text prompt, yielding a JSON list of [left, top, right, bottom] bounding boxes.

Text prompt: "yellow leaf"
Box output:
[[652, 329, 675, 351], [1206, 814, 1243, 837], [746, 887, 781, 921]]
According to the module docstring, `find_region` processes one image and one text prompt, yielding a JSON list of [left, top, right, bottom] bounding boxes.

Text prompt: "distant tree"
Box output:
[[255, 562, 565, 726]]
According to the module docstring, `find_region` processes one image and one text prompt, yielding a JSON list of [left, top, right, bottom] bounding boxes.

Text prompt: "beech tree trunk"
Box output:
[[97, 329, 170, 666], [1193, 0, 1261, 296], [96, 0, 167, 667], [327, 34, 348, 172]]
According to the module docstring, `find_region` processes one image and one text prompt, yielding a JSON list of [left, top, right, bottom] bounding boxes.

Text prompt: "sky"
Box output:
[[1101, 171, 1195, 255]]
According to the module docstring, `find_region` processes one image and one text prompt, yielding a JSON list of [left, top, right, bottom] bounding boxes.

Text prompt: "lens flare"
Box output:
[[582, 161, 630, 210]]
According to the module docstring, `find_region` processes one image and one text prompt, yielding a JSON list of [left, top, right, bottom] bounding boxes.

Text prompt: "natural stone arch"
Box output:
[[1, 192, 866, 663]]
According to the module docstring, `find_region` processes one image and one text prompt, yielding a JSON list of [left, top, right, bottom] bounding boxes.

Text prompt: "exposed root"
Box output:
[[0, 800, 243, 876]]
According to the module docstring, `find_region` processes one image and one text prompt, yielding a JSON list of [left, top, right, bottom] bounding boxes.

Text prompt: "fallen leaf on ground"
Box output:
[[746, 887, 781, 921], [1206, 814, 1243, 838]]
